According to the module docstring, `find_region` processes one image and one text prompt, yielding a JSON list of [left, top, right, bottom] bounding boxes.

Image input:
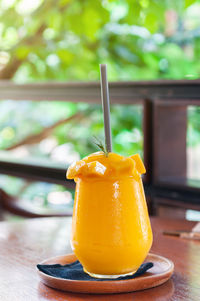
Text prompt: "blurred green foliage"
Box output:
[[0, 0, 200, 203], [187, 106, 200, 147], [0, 0, 199, 155], [1, 0, 200, 81], [0, 100, 143, 158]]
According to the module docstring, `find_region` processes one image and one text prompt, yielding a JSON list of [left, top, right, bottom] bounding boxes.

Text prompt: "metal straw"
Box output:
[[100, 64, 112, 153]]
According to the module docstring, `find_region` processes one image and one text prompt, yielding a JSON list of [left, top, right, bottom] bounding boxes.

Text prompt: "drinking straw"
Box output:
[[100, 64, 112, 153]]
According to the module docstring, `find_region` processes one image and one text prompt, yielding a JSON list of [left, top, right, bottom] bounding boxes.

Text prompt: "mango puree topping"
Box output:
[[67, 152, 145, 181]]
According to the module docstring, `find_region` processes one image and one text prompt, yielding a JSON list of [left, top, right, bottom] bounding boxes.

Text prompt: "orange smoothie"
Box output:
[[67, 152, 153, 278]]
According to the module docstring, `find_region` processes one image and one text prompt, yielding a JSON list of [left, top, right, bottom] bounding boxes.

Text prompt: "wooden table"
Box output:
[[0, 217, 199, 300]]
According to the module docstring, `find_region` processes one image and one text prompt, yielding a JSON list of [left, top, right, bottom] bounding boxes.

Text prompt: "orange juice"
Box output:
[[67, 152, 153, 278]]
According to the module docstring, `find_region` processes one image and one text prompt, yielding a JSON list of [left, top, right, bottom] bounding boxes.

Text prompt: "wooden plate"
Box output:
[[37, 253, 174, 294]]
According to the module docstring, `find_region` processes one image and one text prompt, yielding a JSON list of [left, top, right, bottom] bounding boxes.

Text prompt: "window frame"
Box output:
[[1, 79, 200, 207]]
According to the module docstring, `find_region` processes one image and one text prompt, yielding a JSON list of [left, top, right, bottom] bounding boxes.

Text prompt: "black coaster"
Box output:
[[37, 260, 153, 281]]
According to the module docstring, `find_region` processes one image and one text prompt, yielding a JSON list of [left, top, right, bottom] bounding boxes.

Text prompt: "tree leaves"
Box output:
[[1, 0, 200, 81], [185, 0, 197, 8], [16, 46, 30, 59]]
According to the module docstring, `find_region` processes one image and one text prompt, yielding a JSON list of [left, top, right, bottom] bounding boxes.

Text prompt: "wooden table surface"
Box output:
[[0, 216, 200, 301]]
